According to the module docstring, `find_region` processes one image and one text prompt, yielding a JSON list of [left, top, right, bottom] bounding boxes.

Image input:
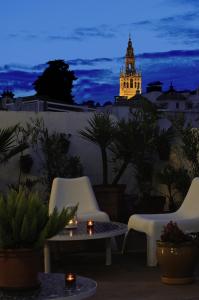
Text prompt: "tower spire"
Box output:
[[119, 36, 142, 99], [125, 35, 135, 74]]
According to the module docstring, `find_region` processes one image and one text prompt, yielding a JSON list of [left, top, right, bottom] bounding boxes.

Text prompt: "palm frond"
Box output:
[[0, 125, 19, 154]]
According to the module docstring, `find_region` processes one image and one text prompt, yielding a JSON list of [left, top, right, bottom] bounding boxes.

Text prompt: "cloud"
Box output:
[[73, 26, 115, 39], [75, 68, 113, 79], [0, 63, 46, 72], [171, 0, 198, 5], [47, 35, 81, 41], [120, 11, 199, 46], [138, 49, 199, 59], [7, 32, 38, 40], [68, 58, 113, 66], [0, 70, 38, 92], [1, 49, 199, 103], [130, 20, 152, 28], [75, 81, 118, 103], [47, 25, 116, 42], [154, 12, 199, 45], [7, 24, 116, 43]]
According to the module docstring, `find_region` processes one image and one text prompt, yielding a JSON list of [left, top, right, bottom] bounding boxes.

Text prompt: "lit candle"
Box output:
[[65, 273, 76, 289], [87, 219, 94, 229], [66, 215, 78, 228]]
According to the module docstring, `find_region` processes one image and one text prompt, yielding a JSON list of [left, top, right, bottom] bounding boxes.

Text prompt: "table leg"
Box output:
[[105, 238, 112, 266], [44, 242, 51, 273]]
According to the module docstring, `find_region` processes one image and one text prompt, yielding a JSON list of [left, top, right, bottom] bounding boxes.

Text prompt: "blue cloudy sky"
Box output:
[[0, 0, 199, 103]]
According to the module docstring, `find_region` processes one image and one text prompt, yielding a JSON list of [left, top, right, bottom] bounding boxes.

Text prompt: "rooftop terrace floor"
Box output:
[[50, 233, 199, 300]]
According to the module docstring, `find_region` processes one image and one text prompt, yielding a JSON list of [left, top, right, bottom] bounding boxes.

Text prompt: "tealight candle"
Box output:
[[87, 219, 94, 229], [65, 273, 76, 289], [65, 215, 78, 229]]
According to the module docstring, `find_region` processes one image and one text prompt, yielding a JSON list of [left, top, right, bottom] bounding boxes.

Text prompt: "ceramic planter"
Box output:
[[0, 249, 41, 289], [93, 184, 126, 221], [157, 241, 198, 285]]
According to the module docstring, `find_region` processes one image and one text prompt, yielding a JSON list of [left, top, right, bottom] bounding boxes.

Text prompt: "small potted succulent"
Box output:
[[0, 188, 77, 289], [157, 221, 199, 285]]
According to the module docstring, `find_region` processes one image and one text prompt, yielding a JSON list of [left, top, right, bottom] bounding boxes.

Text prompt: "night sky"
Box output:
[[1, 0, 199, 104]]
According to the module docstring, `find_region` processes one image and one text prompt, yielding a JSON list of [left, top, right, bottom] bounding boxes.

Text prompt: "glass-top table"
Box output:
[[44, 221, 127, 273], [0, 273, 97, 300]]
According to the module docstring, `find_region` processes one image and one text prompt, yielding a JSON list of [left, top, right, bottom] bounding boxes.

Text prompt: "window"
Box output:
[[134, 82, 137, 88], [130, 79, 133, 88], [127, 82, 129, 88], [123, 82, 126, 88]]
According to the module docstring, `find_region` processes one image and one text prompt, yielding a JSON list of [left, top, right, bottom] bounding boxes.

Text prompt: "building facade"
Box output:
[[119, 37, 142, 99]]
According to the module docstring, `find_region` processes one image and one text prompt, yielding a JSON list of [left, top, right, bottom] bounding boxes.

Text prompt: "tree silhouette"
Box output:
[[33, 60, 77, 104]]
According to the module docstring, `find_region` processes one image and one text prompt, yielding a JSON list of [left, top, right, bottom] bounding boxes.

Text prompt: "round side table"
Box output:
[[0, 273, 97, 300]]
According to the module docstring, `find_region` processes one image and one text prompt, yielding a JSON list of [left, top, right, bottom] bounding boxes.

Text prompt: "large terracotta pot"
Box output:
[[157, 241, 198, 285], [0, 249, 41, 289], [93, 184, 126, 221]]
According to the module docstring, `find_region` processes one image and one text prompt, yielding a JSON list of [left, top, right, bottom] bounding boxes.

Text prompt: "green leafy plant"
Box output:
[[79, 113, 115, 185], [160, 221, 192, 244], [19, 118, 83, 194], [79, 112, 157, 187], [0, 188, 77, 249], [157, 164, 191, 211], [110, 117, 141, 185], [169, 114, 199, 180], [128, 99, 161, 199]]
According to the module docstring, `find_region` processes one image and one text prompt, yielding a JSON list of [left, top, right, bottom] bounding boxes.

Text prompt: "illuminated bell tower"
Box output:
[[119, 36, 142, 99]]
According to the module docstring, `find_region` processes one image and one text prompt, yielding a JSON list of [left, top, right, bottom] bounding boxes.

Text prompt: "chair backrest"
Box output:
[[49, 176, 99, 215], [177, 177, 199, 217]]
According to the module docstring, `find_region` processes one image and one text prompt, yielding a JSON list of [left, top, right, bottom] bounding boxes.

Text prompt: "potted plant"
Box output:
[[157, 164, 191, 211], [157, 221, 199, 285], [128, 99, 166, 214], [156, 127, 173, 161], [0, 188, 77, 290], [79, 113, 139, 220]]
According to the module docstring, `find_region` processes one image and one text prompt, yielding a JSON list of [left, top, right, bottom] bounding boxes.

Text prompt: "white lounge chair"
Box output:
[[122, 177, 199, 266], [49, 176, 110, 222]]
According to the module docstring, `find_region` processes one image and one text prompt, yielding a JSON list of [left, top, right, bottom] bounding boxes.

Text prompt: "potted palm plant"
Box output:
[[0, 188, 77, 290], [79, 113, 140, 220], [127, 99, 166, 214], [157, 221, 199, 285]]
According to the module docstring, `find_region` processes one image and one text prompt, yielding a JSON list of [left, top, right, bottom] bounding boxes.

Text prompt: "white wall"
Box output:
[[0, 111, 118, 191]]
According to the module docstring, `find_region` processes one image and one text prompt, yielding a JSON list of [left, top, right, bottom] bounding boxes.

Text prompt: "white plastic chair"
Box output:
[[122, 177, 199, 266], [49, 176, 110, 222]]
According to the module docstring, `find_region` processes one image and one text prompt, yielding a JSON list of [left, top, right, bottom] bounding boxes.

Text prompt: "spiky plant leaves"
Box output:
[[0, 125, 18, 153], [0, 189, 77, 249], [20, 214, 30, 244], [35, 205, 78, 249]]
